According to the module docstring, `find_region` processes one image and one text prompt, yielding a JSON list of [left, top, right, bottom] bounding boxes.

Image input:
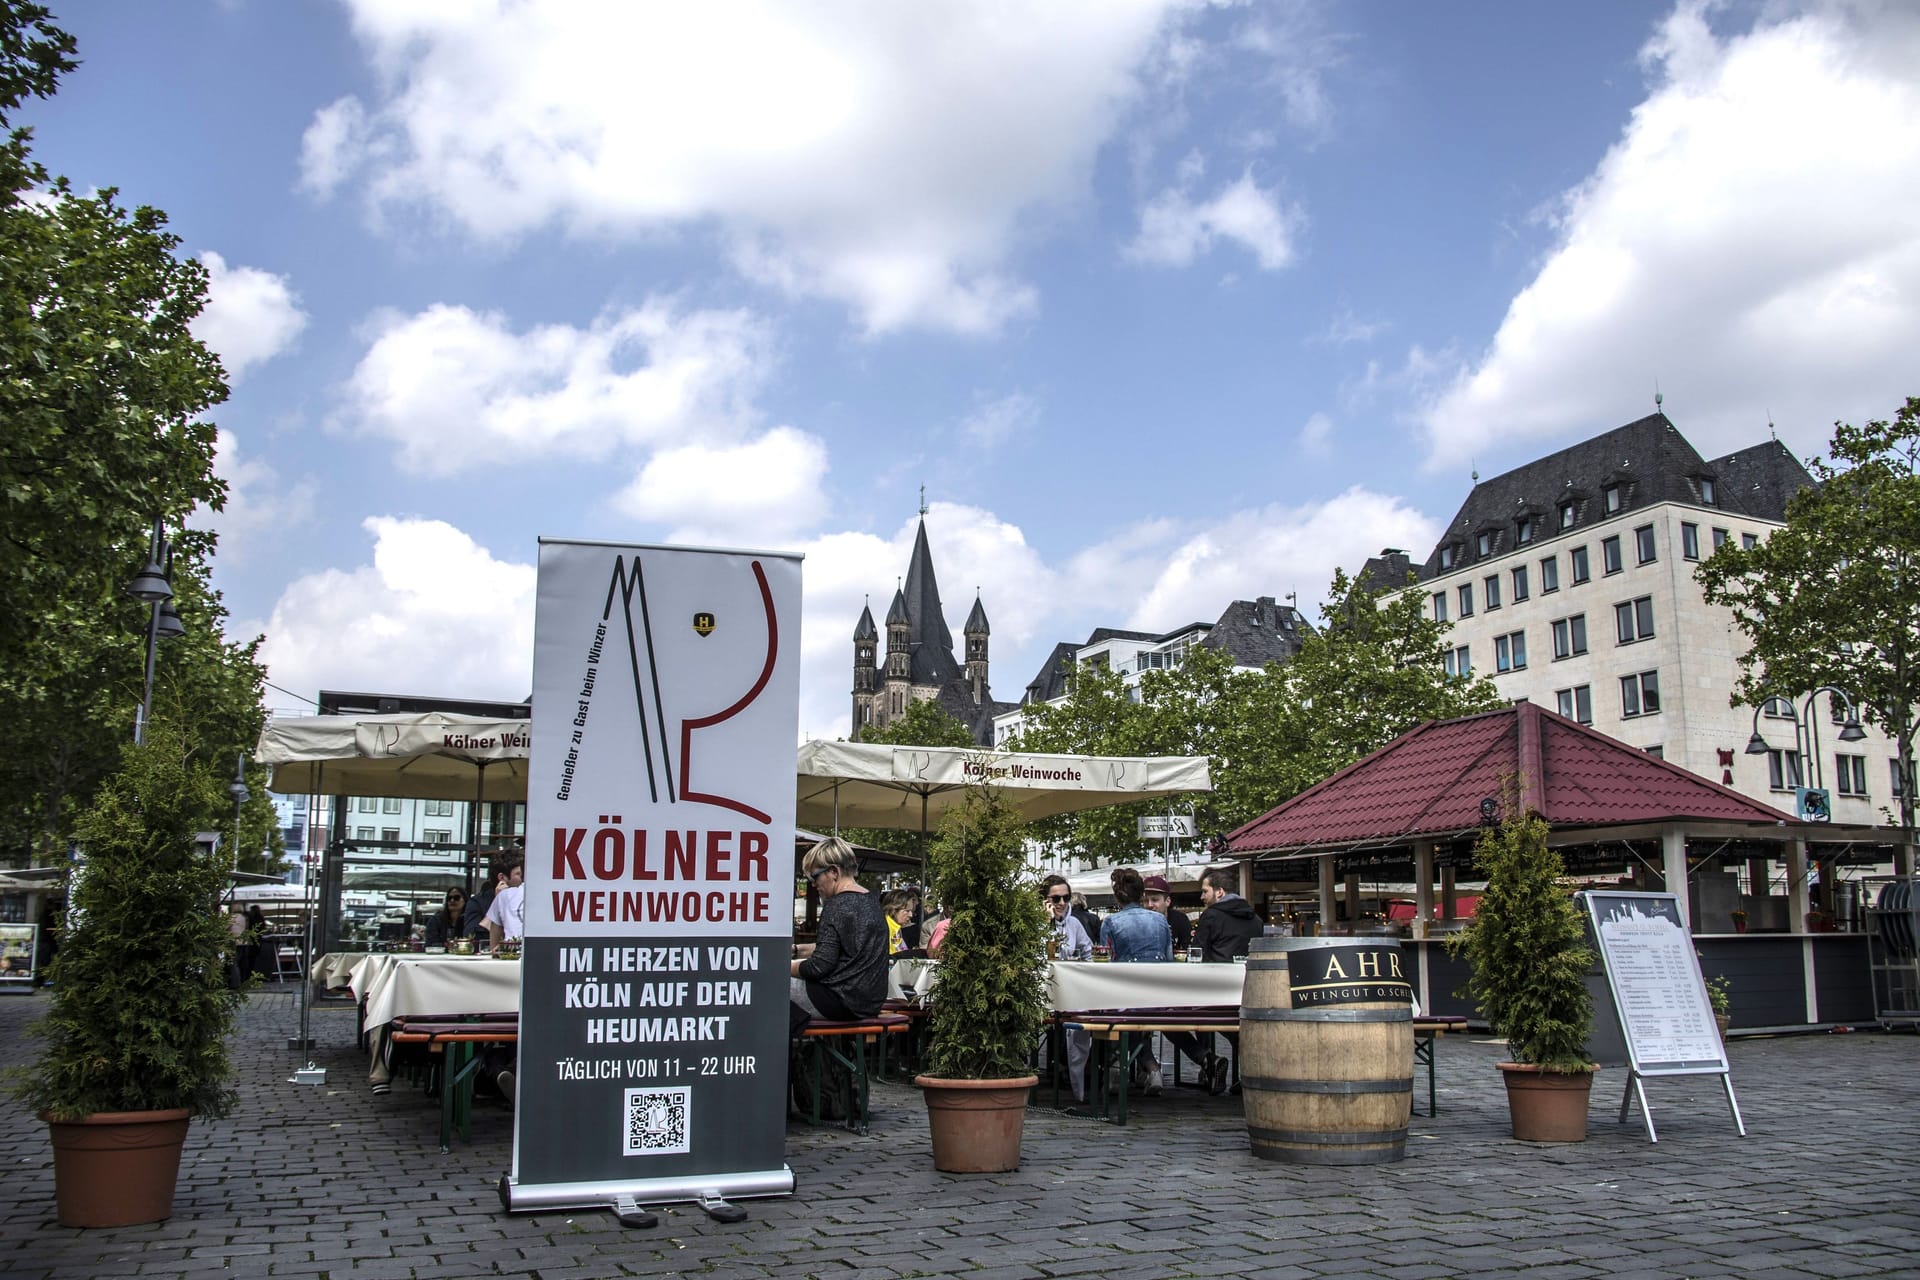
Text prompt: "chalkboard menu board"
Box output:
[[1582, 892, 1728, 1075]]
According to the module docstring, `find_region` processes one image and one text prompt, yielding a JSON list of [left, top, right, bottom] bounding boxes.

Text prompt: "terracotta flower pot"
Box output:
[[1496, 1063, 1595, 1143], [915, 1075, 1037, 1173], [44, 1108, 192, 1227]]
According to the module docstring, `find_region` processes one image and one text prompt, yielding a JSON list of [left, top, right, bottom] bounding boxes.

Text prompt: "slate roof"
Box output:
[[852, 602, 877, 642], [901, 520, 961, 686], [1707, 439, 1815, 522], [964, 595, 989, 636], [1021, 641, 1084, 705], [1197, 597, 1311, 667], [1416, 412, 1814, 581], [1225, 701, 1798, 855]]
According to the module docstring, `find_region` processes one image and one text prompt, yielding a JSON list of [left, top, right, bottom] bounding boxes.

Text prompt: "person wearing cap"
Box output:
[[1141, 874, 1192, 954]]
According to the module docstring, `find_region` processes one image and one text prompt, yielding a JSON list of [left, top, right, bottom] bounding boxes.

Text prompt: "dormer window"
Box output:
[[1700, 477, 1717, 505], [1558, 501, 1575, 530], [1603, 484, 1622, 514], [1516, 519, 1534, 545], [1440, 545, 1456, 571], [1476, 532, 1492, 557]]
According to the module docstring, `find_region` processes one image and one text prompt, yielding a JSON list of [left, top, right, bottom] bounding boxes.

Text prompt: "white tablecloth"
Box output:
[[313, 951, 371, 990], [1047, 960, 1246, 1012], [887, 957, 938, 1000], [328, 953, 523, 1030]]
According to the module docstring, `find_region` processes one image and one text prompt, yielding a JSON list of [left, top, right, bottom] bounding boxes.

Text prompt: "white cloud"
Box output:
[[341, 300, 775, 475], [1127, 169, 1302, 270], [195, 429, 317, 564], [312, 0, 1187, 334], [1317, 302, 1388, 347], [614, 426, 829, 545], [193, 252, 308, 379], [297, 96, 369, 197], [259, 518, 537, 705], [958, 392, 1041, 448], [1120, 487, 1438, 630], [1417, 1, 1920, 470], [1297, 411, 1334, 456]]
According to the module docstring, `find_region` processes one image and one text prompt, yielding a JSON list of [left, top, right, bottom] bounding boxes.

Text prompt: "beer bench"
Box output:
[[795, 1013, 913, 1135], [1412, 1015, 1466, 1118], [1056, 1007, 1241, 1125], [388, 1015, 520, 1152]]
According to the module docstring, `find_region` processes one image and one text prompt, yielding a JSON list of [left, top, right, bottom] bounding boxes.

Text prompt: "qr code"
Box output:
[[623, 1085, 691, 1156]]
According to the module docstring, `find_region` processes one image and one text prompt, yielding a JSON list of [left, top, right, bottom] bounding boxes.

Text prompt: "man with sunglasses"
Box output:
[[1041, 875, 1094, 1104]]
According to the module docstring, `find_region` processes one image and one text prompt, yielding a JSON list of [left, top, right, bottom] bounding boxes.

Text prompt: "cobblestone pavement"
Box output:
[[3, 987, 1918, 1279]]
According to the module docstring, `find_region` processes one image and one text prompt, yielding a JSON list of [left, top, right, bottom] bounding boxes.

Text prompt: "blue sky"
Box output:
[[18, 1, 1920, 743]]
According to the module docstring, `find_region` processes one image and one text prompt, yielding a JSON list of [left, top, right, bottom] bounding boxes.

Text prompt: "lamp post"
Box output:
[[1743, 685, 1867, 810], [228, 752, 250, 867], [126, 518, 186, 745]]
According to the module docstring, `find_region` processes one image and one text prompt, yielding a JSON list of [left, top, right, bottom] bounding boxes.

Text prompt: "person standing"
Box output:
[[1141, 874, 1192, 953]]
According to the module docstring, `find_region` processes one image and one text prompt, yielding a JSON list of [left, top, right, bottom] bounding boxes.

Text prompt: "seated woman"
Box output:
[[789, 837, 887, 1034], [423, 888, 467, 948]]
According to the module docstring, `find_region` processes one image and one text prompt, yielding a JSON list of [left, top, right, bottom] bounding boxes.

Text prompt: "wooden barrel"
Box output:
[[1240, 937, 1414, 1165]]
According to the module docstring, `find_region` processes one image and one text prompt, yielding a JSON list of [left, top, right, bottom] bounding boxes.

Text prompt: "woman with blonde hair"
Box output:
[[789, 837, 887, 1033]]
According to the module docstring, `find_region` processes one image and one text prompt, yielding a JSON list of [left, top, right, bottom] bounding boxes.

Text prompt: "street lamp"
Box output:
[[228, 752, 250, 864], [1744, 685, 1867, 811], [126, 518, 184, 745]]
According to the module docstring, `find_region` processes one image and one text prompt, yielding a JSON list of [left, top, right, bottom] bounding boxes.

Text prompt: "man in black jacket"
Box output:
[[1171, 865, 1266, 1093]]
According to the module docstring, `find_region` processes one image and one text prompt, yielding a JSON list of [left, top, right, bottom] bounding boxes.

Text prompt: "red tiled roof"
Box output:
[[1226, 702, 1798, 855]]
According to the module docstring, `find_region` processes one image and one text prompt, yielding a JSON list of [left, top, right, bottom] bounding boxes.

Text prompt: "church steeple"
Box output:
[[851, 598, 878, 720], [963, 591, 990, 706]]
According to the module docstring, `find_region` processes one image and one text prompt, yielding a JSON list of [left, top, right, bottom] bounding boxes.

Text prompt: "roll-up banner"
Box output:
[[502, 539, 802, 1213]]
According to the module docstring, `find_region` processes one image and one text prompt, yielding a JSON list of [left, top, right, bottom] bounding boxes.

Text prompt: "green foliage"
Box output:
[[921, 785, 1050, 1079], [9, 724, 243, 1119], [1696, 397, 1920, 844], [0, 5, 270, 870], [1704, 971, 1731, 1018], [1447, 798, 1593, 1071], [1010, 566, 1504, 862]]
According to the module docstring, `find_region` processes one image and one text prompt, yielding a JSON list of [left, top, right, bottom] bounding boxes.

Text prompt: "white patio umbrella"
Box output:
[[255, 711, 532, 802], [794, 740, 1212, 879]]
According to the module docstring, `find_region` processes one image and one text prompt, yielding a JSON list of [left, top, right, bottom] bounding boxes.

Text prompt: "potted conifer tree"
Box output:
[[9, 726, 242, 1226], [914, 784, 1050, 1172], [1448, 795, 1597, 1142]]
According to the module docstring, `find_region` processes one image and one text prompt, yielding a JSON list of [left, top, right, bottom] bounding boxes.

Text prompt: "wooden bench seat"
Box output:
[[388, 1015, 519, 1151], [796, 1013, 912, 1135]]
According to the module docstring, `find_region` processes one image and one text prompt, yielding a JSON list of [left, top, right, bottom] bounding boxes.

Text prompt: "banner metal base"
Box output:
[[498, 1166, 794, 1215]]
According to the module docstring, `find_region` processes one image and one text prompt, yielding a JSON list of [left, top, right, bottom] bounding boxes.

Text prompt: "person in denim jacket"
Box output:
[[1100, 867, 1171, 961]]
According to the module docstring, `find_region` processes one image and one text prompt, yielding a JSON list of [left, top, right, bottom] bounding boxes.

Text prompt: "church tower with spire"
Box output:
[[852, 500, 1016, 744]]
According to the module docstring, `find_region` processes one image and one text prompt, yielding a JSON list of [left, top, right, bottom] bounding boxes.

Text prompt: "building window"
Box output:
[[381, 827, 400, 843], [1603, 484, 1622, 513], [1681, 522, 1700, 560], [1444, 645, 1471, 678], [1767, 750, 1803, 792], [1620, 670, 1661, 717], [1551, 614, 1588, 659], [1700, 477, 1717, 505], [1601, 535, 1623, 575], [1570, 545, 1591, 583], [1712, 527, 1730, 550], [1762, 696, 1794, 719], [1512, 565, 1529, 601], [1540, 556, 1559, 593], [1643, 744, 1664, 759], [1835, 755, 1868, 797], [355, 826, 375, 841], [424, 829, 451, 845], [357, 797, 376, 813], [382, 796, 402, 815], [1558, 500, 1575, 530], [1742, 532, 1759, 550], [1477, 532, 1492, 557], [1458, 583, 1474, 617], [1557, 685, 1593, 724], [1635, 524, 1656, 564], [1432, 592, 1448, 623], [1517, 519, 1534, 545], [1440, 545, 1456, 570], [1484, 574, 1501, 610], [1495, 631, 1527, 672], [1894, 758, 1910, 798], [1614, 596, 1655, 644]]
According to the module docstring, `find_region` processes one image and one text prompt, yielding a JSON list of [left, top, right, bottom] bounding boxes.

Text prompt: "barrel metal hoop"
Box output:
[[1242, 1076, 1413, 1095], [1247, 1125, 1409, 1145], [1240, 1007, 1414, 1023]]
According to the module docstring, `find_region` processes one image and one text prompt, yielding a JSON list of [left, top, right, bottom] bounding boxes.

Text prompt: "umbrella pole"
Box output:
[[919, 792, 929, 888], [469, 761, 488, 888]]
